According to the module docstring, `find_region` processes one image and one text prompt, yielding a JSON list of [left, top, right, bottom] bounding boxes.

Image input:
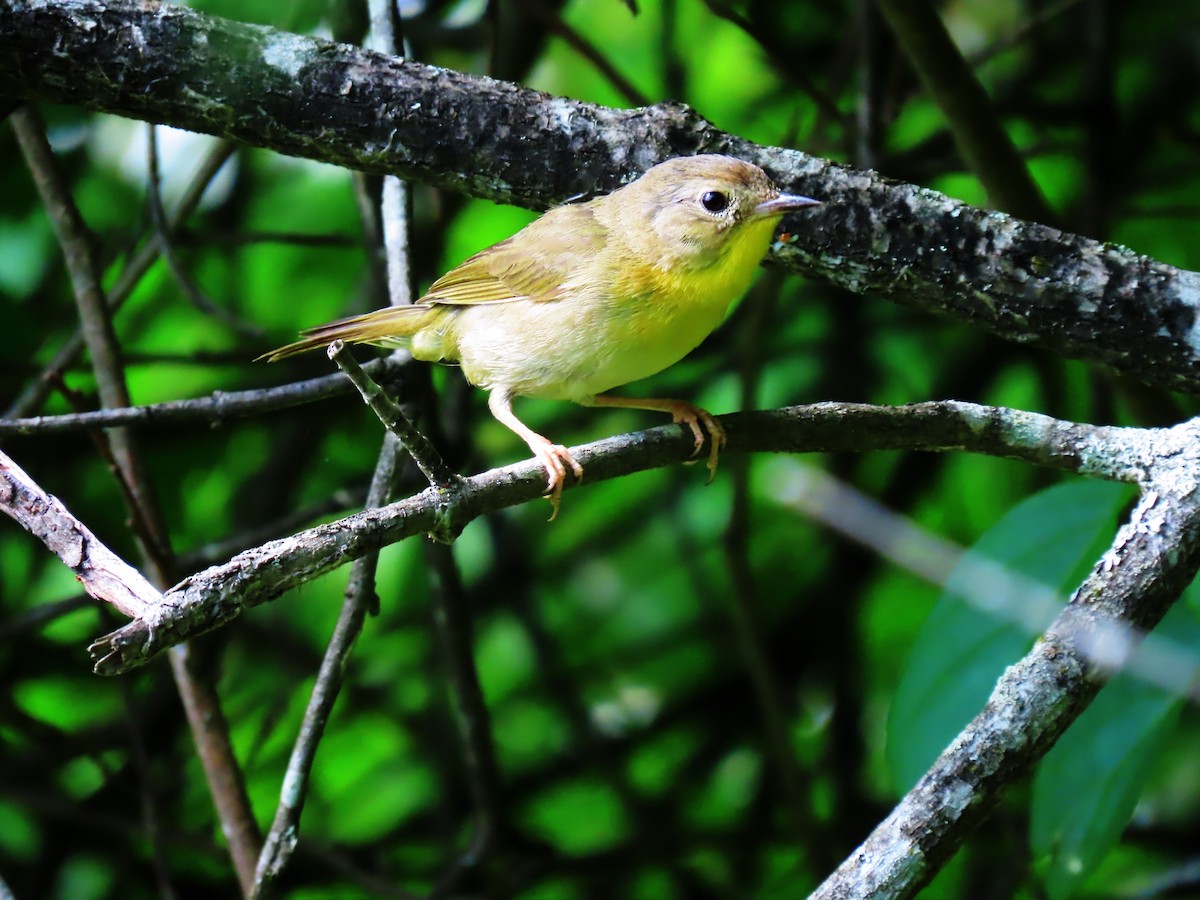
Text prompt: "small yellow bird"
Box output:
[[263, 155, 820, 514]]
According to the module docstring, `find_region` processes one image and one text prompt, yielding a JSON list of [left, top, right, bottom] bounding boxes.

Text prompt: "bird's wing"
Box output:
[[421, 204, 607, 306]]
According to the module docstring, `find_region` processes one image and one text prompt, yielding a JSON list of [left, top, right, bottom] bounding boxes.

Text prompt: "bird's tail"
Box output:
[[257, 305, 434, 362]]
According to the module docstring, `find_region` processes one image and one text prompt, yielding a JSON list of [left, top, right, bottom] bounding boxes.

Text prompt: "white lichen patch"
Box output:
[[261, 32, 309, 80], [1177, 271, 1200, 358], [545, 96, 577, 132]]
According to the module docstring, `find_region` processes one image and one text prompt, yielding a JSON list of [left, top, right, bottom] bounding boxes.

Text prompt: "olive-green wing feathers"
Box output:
[[259, 203, 608, 361], [422, 204, 607, 306]]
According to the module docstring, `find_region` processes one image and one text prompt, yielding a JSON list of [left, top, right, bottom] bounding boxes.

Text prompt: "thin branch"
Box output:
[[46, 372, 176, 574], [12, 103, 261, 897], [11, 100, 175, 574], [0, 355, 410, 437], [86, 400, 1148, 674], [876, 0, 1054, 223], [118, 673, 180, 900], [721, 277, 811, 834], [12, 105, 138, 414], [698, 0, 845, 124], [328, 342, 461, 491], [968, 0, 1087, 68], [168, 644, 262, 897], [255, 6, 416, 880], [251, 433, 405, 899], [5, 136, 235, 419], [425, 542, 503, 893], [146, 123, 262, 337], [0, 594, 94, 641], [509, 0, 651, 107], [177, 491, 364, 571]]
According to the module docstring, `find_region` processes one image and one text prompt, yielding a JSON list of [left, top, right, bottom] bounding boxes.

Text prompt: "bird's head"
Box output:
[[611, 155, 820, 271]]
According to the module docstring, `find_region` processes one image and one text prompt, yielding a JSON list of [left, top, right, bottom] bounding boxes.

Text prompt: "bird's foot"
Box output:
[[531, 441, 583, 521], [667, 401, 726, 483]]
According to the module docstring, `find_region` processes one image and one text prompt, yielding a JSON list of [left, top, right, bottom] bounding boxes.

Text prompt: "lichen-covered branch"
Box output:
[[0, 449, 160, 618], [85, 400, 1146, 674], [1, 0, 1199, 394], [810, 421, 1200, 899]]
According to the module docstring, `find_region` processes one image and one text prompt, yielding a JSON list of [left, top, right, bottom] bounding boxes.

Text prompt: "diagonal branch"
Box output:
[[84, 400, 1147, 675], [2, 1, 1199, 394], [877, 0, 1054, 222], [328, 342, 460, 491], [810, 421, 1200, 898], [0, 449, 159, 619], [11, 101, 262, 896]]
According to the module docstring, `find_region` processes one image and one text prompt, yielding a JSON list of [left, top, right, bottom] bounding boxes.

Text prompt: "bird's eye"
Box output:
[[701, 190, 729, 213]]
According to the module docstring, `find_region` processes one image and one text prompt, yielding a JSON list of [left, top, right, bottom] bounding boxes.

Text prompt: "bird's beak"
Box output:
[[753, 193, 822, 218]]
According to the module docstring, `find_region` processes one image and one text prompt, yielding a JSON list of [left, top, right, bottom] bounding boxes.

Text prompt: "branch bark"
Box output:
[[1, 0, 1199, 394], [83, 400, 1146, 675], [810, 421, 1200, 898], [0, 356, 411, 437], [0, 449, 159, 619]]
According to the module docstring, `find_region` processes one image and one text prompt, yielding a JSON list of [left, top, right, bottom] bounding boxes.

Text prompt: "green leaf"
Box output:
[[521, 777, 631, 854], [888, 480, 1132, 791], [1030, 600, 1198, 899]]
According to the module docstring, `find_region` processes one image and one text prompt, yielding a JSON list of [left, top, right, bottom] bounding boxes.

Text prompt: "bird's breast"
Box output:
[[449, 225, 772, 402]]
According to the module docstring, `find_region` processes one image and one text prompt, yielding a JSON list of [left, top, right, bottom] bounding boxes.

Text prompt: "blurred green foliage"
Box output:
[[2, 0, 1200, 897]]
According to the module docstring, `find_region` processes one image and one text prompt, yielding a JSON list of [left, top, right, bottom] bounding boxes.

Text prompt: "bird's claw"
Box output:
[[535, 442, 583, 521], [672, 404, 726, 484]]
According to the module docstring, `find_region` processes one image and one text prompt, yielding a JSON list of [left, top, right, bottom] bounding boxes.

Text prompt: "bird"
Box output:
[[262, 154, 821, 517]]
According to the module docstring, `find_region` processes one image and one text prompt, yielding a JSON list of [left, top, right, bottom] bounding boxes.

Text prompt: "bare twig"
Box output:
[[0, 594, 94, 641], [146, 123, 262, 337], [721, 277, 811, 834], [328, 342, 461, 491], [876, 0, 1054, 222], [250, 438, 405, 897], [178, 492, 363, 571], [255, 10, 421, 892], [119, 673, 180, 900], [968, 0, 1087, 68], [510, 0, 651, 106], [699, 0, 845, 124], [0, 355, 410, 437], [425, 542, 503, 893], [169, 644, 262, 896], [13, 103, 261, 897], [46, 372, 176, 575]]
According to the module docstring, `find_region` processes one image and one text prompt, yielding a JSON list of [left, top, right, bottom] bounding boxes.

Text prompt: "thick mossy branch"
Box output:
[[2, 1, 1200, 394]]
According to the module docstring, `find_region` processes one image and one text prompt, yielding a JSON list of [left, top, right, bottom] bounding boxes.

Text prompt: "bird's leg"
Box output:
[[590, 395, 726, 482], [488, 389, 583, 520]]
